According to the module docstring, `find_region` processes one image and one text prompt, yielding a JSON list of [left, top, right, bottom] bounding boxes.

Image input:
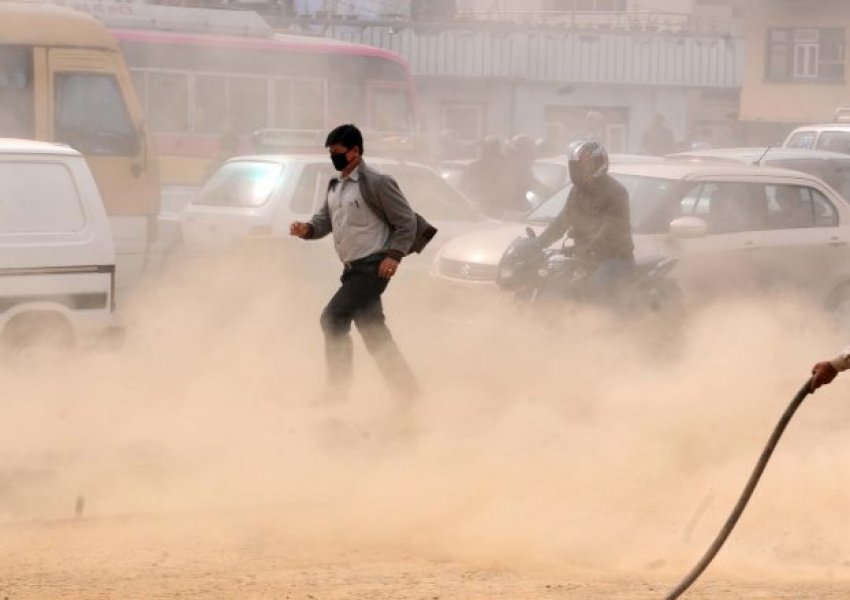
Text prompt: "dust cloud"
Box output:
[[2, 244, 850, 588]]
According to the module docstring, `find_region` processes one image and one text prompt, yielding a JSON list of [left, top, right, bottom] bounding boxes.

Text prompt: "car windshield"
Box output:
[[525, 174, 678, 227], [785, 131, 816, 150], [379, 164, 483, 222], [817, 131, 850, 154], [194, 161, 283, 207]]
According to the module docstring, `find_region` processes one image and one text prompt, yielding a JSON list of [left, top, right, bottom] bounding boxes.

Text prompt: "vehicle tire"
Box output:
[[0, 312, 76, 357]]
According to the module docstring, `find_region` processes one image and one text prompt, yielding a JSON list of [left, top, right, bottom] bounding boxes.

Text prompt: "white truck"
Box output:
[[0, 139, 118, 350]]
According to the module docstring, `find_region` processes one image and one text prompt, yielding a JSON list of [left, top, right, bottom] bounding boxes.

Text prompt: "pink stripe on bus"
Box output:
[[110, 28, 411, 71]]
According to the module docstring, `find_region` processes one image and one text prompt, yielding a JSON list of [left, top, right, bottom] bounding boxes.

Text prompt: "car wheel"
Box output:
[[1, 312, 76, 357]]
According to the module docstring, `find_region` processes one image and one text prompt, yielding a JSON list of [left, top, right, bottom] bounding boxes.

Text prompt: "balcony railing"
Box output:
[[265, 8, 735, 37], [451, 10, 694, 33]]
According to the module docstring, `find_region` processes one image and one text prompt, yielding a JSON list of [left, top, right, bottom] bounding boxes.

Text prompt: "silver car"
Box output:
[[667, 147, 850, 201], [431, 161, 850, 315], [180, 154, 502, 270]]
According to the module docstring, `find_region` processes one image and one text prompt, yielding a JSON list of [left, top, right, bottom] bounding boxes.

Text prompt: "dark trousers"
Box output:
[[320, 256, 418, 399], [588, 257, 635, 306]]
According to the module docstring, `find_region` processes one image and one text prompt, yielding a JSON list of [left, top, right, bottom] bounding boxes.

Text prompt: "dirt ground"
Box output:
[[4, 255, 850, 599], [2, 508, 850, 600]]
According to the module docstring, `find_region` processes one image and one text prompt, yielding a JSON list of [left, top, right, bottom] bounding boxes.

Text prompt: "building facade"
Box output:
[[275, 2, 744, 156], [740, 0, 849, 143]]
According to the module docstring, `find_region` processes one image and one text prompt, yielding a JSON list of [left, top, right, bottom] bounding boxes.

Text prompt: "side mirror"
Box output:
[[669, 216, 707, 239]]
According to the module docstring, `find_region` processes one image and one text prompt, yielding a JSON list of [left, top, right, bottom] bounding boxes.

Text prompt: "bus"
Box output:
[[0, 1, 161, 291], [96, 4, 421, 186]]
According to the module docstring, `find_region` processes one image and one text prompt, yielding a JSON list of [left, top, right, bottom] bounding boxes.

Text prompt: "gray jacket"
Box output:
[[537, 173, 634, 261], [307, 160, 418, 260]]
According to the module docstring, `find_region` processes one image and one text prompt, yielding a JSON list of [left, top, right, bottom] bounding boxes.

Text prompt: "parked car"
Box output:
[[783, 124, 850, 155], [0, 139, 118, 350], [667, 147, 850, 201], [180, 154, 501, 269], [431, 162, 850, 319]]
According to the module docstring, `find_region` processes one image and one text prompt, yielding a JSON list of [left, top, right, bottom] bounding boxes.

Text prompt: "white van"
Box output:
[[0, 139, 117, 349]]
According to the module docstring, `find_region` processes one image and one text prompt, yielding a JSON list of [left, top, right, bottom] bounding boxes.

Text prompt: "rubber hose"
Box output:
[[663, 379, 813, 599]]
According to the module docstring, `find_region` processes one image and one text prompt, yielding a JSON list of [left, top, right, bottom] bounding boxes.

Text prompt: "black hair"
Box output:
[[325, 123, 364, 155]]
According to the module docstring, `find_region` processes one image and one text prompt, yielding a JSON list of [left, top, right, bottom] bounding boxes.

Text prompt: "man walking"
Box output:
[[290, 124, 419, 402]]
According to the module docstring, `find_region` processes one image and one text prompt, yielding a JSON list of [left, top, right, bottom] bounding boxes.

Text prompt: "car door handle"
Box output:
[[743, 240, 760, 250], [829, 237, 848, 247]]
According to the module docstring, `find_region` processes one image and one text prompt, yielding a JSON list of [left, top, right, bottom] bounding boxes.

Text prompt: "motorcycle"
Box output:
[[495, 227, 682, 317]]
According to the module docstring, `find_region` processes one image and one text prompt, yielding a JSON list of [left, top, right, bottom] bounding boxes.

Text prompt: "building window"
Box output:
[[766, 27, 845, 81]]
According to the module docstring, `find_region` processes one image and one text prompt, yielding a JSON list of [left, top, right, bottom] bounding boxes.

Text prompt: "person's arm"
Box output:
[[536, 188, 573, 248], [290, 195, 332, 240], [811, 346, 850, 391]]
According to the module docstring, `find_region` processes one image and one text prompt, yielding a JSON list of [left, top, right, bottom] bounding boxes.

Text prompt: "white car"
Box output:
[[783, 124, 850, 155], [0, 139, 117, 350], [180, 154, 500, 270], [431, 161, 850, 315]]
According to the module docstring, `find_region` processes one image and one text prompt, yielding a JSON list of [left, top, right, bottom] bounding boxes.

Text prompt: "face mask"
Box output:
[[331, 151, 350, 171]]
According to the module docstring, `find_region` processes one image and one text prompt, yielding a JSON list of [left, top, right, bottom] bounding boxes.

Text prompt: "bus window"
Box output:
[[195, 74, 228, 134], [371, 86, 411, 133], [328, 83, 366, 126], [291, 80, 326, 130], [0, 46, 34, 139], [273, 79, 292, 128], [229, 75, 267, 135], [54, 73, 138, 156], [148, 72, 189, 133]]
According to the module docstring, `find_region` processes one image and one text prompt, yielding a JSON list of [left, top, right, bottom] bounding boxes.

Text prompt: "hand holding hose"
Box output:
[[811, 361, 839, 392]]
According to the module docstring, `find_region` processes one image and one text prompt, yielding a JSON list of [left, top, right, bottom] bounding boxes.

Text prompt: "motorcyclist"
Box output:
[[535, 140, 634, 299]]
